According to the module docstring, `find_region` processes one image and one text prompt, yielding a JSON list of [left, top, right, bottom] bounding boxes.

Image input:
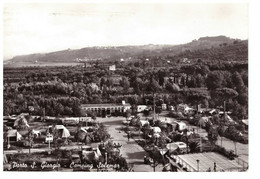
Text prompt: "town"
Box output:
[[3, 38, 248, 172]]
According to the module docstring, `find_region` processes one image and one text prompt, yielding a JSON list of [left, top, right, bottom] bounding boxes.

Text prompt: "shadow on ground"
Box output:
[[126, 151, 146, 160], [102, 120, 122, 125]]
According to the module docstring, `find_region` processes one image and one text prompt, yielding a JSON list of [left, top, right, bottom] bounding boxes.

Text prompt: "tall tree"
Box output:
[[225, 125, 240, 155], [120, 77, 130, 94], [206, 71, 224, 90], [232, 71, 245, 92]]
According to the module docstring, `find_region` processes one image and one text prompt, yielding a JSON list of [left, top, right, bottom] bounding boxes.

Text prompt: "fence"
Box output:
[[235, 157, 248, 171]]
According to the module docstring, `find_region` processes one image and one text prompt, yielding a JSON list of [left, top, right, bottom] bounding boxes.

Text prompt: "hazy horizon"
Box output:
[[4, 3, 248, 60]]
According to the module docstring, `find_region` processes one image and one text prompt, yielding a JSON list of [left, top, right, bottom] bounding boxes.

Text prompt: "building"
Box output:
[[81, 102, 131, 117], [137, 105, 150, 113], [109, 65, 116, 71]]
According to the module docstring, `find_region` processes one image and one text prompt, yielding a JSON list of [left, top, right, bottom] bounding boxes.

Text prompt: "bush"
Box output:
[[213, 145, 238, 160], [237, 136, 248, 144]]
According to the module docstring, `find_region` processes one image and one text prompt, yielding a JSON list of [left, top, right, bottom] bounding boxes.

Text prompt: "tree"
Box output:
[[148, 78, 161, 94], [189, 141, 200, 153], [120, 77, 130, 94], [52, 125, 61, 149], [225, 125, 240, 155], [94, 123, 110, 142], [210, 88, 238, 107], [143, 109, 150, 117], [217, 124, 225, 147], [205, 120, 213, 132], [165, 82, 180, 93], [207, 128, 219, 149], [4, 126, 9, 149], [27, 128, 34, 154], [142, 123, 151, 143], [232, 71, 245, 92], [157, 132, 168, 148], [206, 71, 224, 90], [237, 87, 248, 106], [155, 107, 162, 118], [125, 109, 131, 119]]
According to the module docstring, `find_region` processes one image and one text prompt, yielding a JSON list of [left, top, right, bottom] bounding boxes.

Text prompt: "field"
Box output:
[[4, 62, 82, 68]]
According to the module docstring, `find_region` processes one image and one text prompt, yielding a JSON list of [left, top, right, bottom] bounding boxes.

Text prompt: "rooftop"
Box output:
[[81, 103, 131, 108]]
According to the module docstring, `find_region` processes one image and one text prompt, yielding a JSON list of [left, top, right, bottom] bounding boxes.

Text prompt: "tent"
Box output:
[[80, 127, 89, 133], [14, 116, 30, 128], [225, 114, 233, 122], [56, 125, 70, 138], [7, 129, 22, 141], [4, 154, 8, 164], [197, 117, 209, 128], [242, 119, 248, 126], [140, 120, 149, 127], [32, 129, 41, 137], [173, 121, 187, 131], [152, 127, 161, 134], [49, 125, 70, 138]]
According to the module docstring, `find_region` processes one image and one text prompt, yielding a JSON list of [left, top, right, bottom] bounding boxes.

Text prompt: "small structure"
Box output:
[[152, 126, 162, 134], [140, 120, 150, 127], [7, 129, 22, 142], [176, 104, 194, 115], [166, 142, 187, 154], [197, 117, 210, 128], [137, 105, 149, 113], [79, 117, 92, 122], [242, 119, 248, 130], [61, 117, 80, 125], [172, 121, 187, 132], [109, 64, 116, 71], [161, 103, 167, 110], [168, 105, 174, 111]]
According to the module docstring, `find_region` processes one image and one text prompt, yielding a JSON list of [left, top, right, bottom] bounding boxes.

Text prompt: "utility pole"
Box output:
[[42, 107, 45, 122], [223, 101, 226, 122], [200, 122, 202, 152], [196, 160, 200, 172], [153, 93, 156, 122]]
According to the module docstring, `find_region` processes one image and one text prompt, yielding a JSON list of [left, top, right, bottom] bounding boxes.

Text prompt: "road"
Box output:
[[97, 117, 164, 172]]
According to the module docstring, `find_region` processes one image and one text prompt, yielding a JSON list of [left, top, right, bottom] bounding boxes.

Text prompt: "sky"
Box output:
[[3, 3, 248, 60]]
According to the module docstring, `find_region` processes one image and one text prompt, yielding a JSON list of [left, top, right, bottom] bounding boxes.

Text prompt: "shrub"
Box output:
[[213, 145, 238, 160]]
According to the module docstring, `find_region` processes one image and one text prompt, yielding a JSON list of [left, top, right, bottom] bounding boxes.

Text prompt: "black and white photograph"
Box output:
[[2, 0, 253, 173]]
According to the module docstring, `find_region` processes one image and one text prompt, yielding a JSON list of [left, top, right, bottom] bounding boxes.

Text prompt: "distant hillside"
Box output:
[[5, 36, 246, 67], [174, 40, 248, 62]]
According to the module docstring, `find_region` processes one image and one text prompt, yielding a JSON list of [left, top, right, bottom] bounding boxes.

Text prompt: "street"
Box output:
[[97, 117, 164, 172]]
